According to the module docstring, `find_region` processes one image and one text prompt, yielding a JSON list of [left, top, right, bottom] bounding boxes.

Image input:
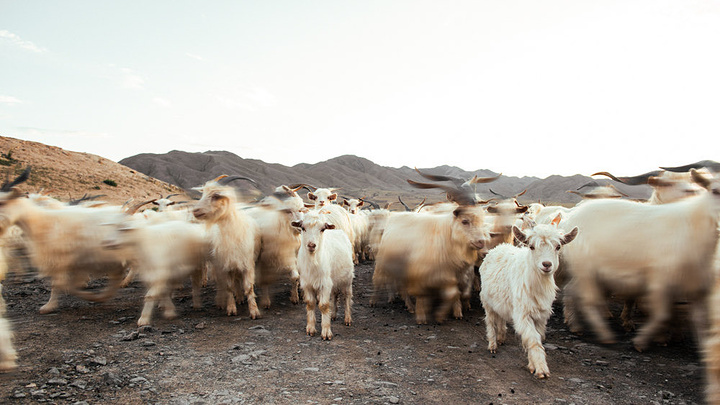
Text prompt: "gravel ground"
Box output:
[[0, 262, 705, 404]]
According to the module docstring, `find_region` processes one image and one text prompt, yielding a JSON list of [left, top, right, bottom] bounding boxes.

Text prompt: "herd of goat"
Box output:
[[0, 161, 719, 400]]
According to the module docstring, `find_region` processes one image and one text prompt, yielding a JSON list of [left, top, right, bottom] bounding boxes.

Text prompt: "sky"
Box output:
[[1, 1, 719, 178]]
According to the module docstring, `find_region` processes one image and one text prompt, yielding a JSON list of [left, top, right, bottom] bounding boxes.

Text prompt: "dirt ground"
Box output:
[[0, 262, 705, 405]]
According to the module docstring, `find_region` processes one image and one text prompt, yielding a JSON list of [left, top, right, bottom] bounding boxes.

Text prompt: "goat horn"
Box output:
[[0, 167, 31, 192], [414, 167, 465, 186], [407, 179, 475, 206], [592, 170, 663, 185], [488, 188, 509, 199], [660, 160, 720, 173], [467, 173, 502, 184], [218, 176, 258, 187], [397, 196, 411, 212], [125, 199, 157, 215]]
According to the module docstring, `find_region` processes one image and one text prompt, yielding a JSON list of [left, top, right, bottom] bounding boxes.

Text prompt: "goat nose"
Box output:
[[307, 242, 316, 250], [542, 261, 552, 269]]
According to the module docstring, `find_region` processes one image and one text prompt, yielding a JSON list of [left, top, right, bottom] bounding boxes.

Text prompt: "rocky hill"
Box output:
[[120, 150, 652, 206], [0, 136, 185, 205]]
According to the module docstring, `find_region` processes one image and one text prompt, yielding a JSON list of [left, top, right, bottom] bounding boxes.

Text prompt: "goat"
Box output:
[[0, 169, 144, 314], [102, 217, 210, 326], [480, 216, 578, 378], [292, 210, 354, 340], [192, 175, 261, 319], [371, 179, 492, 323], [560, 169, 718, 351]]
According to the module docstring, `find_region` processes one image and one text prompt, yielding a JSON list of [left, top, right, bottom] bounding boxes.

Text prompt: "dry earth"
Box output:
[[0, 262, 704, 405], [0, 137, 185, 206]]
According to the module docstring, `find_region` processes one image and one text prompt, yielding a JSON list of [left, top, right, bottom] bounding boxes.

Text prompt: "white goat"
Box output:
[[343, 197, 371, 263], [246, 203, 301, 308], [560, 169, 718, 351], [292, 210, 354, 340], [102, 217, 210, 326], [0, 170, 139, 314], [192, 175, 261, 319], [372, 181, 492, 324], [480, 216, 578, 378]]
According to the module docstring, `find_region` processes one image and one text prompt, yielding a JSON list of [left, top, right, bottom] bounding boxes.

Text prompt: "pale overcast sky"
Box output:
[[1, 1, 719, 178]]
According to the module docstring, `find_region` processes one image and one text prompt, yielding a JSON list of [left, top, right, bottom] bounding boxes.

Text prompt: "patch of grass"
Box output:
[[103, 179, 117, 187], [0, 150, 18, 166]]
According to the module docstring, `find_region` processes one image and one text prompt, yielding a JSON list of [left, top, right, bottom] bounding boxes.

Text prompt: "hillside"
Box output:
[[0, 136, 185, 205], [120, 150, 652, 206], [0, 136, 652, 207]]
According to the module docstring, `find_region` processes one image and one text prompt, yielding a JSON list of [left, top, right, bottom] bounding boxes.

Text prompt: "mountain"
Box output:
[[120, 150, 652, 206]]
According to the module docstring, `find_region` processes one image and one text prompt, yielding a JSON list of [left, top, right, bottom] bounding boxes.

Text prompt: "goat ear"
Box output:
[[151, 201, 159, 205], [515, 205, 529, 214], [486, 205, 498, 214], [691, 168, 713, 190], [550, 213, 562, 226], [308, 193, 317, 200], [168, 201, 176, 206], [358, 200, 364, 207], [561, 227, 579, 245], [291, 220, 303, 228], [324, 223, 336, 230], [343, 200, 349, 206], [648, 176, 672, 188], [328, 193, 337, 201], [512, 226, 527, 246]]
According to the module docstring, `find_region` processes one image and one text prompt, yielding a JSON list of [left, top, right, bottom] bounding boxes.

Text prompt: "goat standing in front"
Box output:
[[293, 211, 354, 341], [480, 216, 578, 378]]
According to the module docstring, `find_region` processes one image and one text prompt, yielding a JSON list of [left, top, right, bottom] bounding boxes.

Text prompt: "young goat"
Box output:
[[293, 211, 354, 340], [480, 216, 578, 378]]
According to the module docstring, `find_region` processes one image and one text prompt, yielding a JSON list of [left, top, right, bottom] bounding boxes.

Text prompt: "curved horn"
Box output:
[[592, 170, 663, 185], [1, 167, 31, 192], [513, 189, 527, 199], [125, 199, 157, 215], [414, 167, 465, 187], [165, 193, 180, 199], [212, 174, 229, 183], [488, 188, 510, 200], [218, 175, 258, 187], [407, 179, 475, 206], [466, 173, 502, 185], [577, 180, 600, 191], [364, 199, 380, 209], [397, 196, 411, 212], [69, 194, 106, 206], [660, 160, 720, 173], [288, 183, 314, 192]]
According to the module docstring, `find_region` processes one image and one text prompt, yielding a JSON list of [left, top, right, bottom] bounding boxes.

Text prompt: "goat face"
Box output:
[[292, 213, 335, 254], [514, 225, 578, 274], [452, 205, 491, 254], [193, 187, 234, 222]]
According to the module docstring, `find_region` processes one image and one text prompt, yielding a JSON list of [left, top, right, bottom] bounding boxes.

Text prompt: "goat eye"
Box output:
[[529, 246, 535, 250], [555, 245, 561, 251], [462, 219, 470, 226], [211, 194, 221, 201]]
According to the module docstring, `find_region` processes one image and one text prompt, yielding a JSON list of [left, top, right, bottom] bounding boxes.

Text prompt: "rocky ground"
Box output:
[[0, 262, 705, 404]]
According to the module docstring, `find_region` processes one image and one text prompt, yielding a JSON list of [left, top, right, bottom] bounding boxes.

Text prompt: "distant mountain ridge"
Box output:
[[120, 150, 652, 206]]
